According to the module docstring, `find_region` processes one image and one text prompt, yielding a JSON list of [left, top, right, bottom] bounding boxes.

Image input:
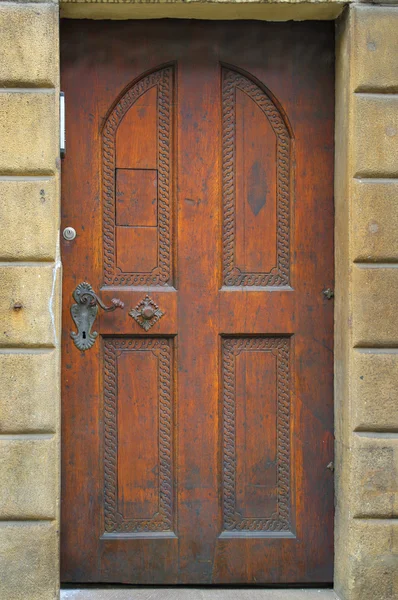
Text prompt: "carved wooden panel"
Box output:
[[221, 337, 291, 533], [222, 67, 292, 287], [102, 66, 174, 286], [103, 338, 174, 533], [116, 169, 158, 227]]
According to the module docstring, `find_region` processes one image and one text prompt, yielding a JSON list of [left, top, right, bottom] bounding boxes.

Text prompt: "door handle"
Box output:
[[70, 282, 124, 351]]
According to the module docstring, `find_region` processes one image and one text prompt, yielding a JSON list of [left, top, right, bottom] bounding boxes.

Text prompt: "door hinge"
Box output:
[[60, 91, 65, 158]]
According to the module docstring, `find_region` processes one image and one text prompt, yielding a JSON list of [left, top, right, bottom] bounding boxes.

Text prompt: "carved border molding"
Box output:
[[222, 67, 291, 287], [221, 336, 291, 532], [102, 66, 173, 286], [103, 338, 174, 533]]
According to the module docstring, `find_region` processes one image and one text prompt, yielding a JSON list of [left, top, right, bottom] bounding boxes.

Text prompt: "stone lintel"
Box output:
[[60, 0, 346, 21]]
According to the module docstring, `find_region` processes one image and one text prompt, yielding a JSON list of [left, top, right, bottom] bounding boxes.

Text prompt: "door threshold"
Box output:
[[61, 588, 339, 600]]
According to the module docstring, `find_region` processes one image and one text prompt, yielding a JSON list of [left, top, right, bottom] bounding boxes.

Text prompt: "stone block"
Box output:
[[351, 179, 398, 262], [352, 6, 398, 92], [335, 519, 398, 600], [0, 521, 58, 600], [357, 0, 398, 5], [0, 435, 57, 519], [0, 351, 58, 433], [353, 95, 398, 178], [352, 350, 398, 431], [0, 177, 59, 261], [0, 265, 60, 348], [350, 433, 398, 517], [352, 266, 398, 347], [0, 91, 58, 175], [8, 0, 58, 3], [0, 3, 58, 87], [60, 0, 345, 21]]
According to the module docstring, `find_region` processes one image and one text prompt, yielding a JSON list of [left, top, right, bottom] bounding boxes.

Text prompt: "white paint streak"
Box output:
[[49, 236, 61, 346]]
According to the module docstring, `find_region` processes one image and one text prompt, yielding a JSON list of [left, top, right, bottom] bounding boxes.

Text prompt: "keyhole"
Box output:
[[82, 331, 86, 339]]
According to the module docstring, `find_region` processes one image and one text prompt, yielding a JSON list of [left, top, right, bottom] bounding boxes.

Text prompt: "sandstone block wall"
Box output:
[[0, 1, 397, 599], [335, 6, 398, 600], [0, 2, 60, 600]]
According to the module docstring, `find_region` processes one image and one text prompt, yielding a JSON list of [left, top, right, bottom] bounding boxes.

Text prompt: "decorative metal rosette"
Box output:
[[129, 295, 164, 331]]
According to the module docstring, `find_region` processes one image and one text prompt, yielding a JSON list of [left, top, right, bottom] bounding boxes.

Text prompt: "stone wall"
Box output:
[[335, 6, 398, 600], [0, 2, 61, 600], [0, 1, 397, 599]]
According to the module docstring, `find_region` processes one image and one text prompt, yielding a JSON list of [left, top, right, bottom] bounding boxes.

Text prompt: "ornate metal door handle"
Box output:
[[70, 282, 124, 351]]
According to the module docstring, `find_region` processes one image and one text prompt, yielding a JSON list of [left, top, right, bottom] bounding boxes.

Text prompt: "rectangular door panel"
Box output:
[[103, 338, 175, 535], [221, 336, 292, 536], [115, 170, 158, 228]]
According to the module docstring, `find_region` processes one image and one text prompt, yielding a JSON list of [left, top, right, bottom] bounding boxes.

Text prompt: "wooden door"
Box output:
[[61, 20, 334, 585]]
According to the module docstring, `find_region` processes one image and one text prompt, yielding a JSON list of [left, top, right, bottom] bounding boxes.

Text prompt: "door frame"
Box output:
[[56, 3, 377, 596]]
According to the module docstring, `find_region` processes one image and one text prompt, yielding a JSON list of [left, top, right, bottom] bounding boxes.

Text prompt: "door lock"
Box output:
[[70, 282, 124, 351], [63, 226, 77, 241]]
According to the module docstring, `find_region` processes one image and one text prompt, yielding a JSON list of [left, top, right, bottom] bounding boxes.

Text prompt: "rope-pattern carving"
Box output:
[[102, 67, 173, 286], [103, 338, 174, 533], [157, 72, 172, 284], [222, 68, 291, 287], [103, 341, 118, 532], [222, 337, 291, 532]]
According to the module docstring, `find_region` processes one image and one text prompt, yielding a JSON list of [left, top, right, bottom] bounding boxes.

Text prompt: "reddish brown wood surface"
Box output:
[[61, 20, 334, 585]]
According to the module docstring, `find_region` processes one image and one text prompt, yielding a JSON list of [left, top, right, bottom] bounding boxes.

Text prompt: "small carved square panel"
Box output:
[[116, 169, 158, 227], [129, 295, 164, 331]]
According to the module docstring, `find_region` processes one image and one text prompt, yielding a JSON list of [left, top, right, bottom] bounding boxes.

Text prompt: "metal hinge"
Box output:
[[60, 92, 65, 158]]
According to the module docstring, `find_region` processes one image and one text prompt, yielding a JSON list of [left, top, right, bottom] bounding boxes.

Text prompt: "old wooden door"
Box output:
[[61, 20, 334, 585]]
